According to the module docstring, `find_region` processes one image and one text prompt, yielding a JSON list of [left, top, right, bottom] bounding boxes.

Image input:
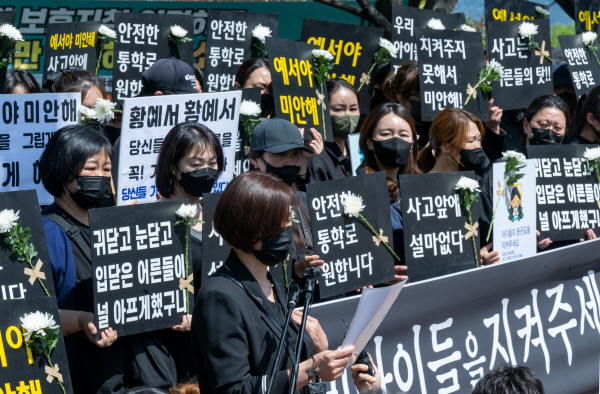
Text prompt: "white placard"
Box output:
[[0, 92, 81, 205], [347, 133, 363, 176], [117, 91, 242, 205], [492, 159, 537, 263]]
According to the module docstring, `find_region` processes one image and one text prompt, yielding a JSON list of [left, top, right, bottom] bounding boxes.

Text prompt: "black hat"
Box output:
[[250, 118, 314, 154], [139, 57, 197, 96]]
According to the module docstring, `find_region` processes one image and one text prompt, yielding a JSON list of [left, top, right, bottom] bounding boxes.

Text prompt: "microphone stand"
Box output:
[[289, 267, 320, 394], [265, 282, 300, 394]]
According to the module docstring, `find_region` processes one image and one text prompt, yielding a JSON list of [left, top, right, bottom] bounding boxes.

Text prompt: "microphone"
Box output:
[[287, 282, 300, 309], [354, 349, 375, 377]]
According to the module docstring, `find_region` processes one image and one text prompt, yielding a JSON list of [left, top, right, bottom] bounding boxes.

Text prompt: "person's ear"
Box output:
[[233, 82, 241, 90], [154, 91, 163, 96], [366, 138, 374, 151], [586, 112, 597, 125], [523, 118, 532, 137]]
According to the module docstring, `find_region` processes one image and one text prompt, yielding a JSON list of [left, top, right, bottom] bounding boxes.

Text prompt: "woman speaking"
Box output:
[[192, 171, 354, 393]]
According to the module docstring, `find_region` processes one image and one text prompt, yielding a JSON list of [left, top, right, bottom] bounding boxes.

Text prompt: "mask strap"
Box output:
[[448, 151, 463, 168]]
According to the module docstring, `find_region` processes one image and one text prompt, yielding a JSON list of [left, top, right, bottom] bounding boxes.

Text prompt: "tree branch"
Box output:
[[355, 0, 393, 35], [313, 0, 367, 19]]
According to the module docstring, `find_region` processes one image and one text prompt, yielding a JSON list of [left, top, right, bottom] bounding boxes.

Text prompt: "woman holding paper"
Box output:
[[192, 171, 354, 393]]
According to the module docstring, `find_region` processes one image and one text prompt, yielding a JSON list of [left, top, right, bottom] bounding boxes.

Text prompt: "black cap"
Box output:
[[139, 58, 197, 96], [250, 118, 314, 154]]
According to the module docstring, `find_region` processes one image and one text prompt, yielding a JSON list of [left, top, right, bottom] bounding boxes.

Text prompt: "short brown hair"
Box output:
[[214, 172, 293, 252]]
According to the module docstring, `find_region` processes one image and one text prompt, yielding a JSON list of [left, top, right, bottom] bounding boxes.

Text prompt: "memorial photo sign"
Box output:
[[204, 10, 278, 92], [0, 92, 80, 205], [528, 145, 600, 241], [266, 37, 333, 142], [484, 0, 548, 23], [90, 200, 189, 336], [306, 172, 396, 299], [300, 19, 383, 113], [117, 90, 241, 205], [558, 34, 600, 98], [575, 0, 600, 33], [399, 171, 482, 282], [112, 12, 194, 103], [416, 29, 488, 122], [487, 19, 553, 110]]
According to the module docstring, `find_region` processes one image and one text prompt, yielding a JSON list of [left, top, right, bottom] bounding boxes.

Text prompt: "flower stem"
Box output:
[[184, 222, 190, 314], [11, 226, 50, 297], [357, 213, 401, 262], [486, 178, 507, 243], [320, 84, 327, 141], [357, 63, 376, 92], [468, 211, 479, 268], [96, 44, 103, 75], [44, 352, 66, 394], [26, 258, 50, 297], [591, 48, 600, 70], [464, 81, 482, 106]]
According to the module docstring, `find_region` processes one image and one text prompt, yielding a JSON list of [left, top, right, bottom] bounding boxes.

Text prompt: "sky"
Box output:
[[453, 0, 574, 26]]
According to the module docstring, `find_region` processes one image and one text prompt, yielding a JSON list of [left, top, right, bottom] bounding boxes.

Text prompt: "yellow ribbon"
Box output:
[[179, 274, 194, 294], [535, 40, 549, 65], [360, 72, 371, 86], [497, 181, 505, 196], [464, 222, 479, 240], [372, 228, 389, 247], [24, 259, 46, 285], [466, 83, 477, 99], [315, 89, 325, 107], [45, 364, 63, 383]]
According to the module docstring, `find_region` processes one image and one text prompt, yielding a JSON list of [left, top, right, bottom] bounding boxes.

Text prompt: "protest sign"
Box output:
[[415, 28, 488, 122], [527, 145, 600, 241], [112, 12, 194, 103], [204, 10, 278, 92], [486, 19, 554, 111], [399, 171, 482, 282], [0, 11, 15, 25], [266, 37, 333, 142], [306, 172, 396, 299], [575, 0, 600, 33], [347, 133, 363, 176], [558, 34, 600, 98], [116, 90, 241, 205], [390, 5, 465, 73], [484, 0, 548, 23], [492, 160, 537, 263], [234, 87, 261, 178], [90, 200, 189, 336], [0, 92, 80, 205], [300, 19, 383, 113]]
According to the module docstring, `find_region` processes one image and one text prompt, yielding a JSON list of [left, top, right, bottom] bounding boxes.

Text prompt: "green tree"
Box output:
[[551, 22, 576, 48]]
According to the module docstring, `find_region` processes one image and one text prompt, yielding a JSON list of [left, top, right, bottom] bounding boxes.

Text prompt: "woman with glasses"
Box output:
[[521, 95, 570, 146]]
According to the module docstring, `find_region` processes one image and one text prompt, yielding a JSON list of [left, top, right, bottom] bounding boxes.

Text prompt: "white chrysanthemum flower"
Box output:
[[78, 105, 97, 119], [312, 49, 334, 61], [582, 31, 598, 47], [240, 100, 261, 117], [94, 99, 116, 123], [98, 24, 117, 39], [176, 203, 198, 220], [427, 18, 445, 31], [378, 37, 398, 58], [20, 311, 59, 341], [502, 150, 527, 164], [487, 59, 504, 77], [0, 24, 24, 42], [583, 147, 600, 161], [0, 209, 19, 233], [535, 6, 550, 16], [252, 24, 272, 43], [342, 193, 365, 218], [170, 25, 188, 38], [518, 22, 538, 40], [455, 176, 481, 193], [460, 24, 476, 32]]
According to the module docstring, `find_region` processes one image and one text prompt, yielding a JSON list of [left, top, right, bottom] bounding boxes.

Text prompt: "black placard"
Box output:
[[42, 21, 101, 88], [390, 5, 466, 73], [415, 29, 488, 122], [485, 0, 548, 23], [112, 13, 194, 103], [234, 87, 261, 177], [204, 10, 278, 92], [300, 19, 384, 114], [305, 172, 396, 298], [527, 145, 600, 241], [0, 11, 16, 25], [266, 37, 333, 142], [90, 200, 189, 336], [558, 34, 600, 98], [486, 18, 554, 111], [399, 172, 482, 282], [575, 0, 600, 34]]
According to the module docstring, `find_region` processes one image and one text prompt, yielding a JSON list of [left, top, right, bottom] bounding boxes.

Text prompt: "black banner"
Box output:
[[112, 12, 194, 103], [233, 87, 261, 177], [558, 34, 600, 98], [484, 0, 548, 23], [300, 19, 383, 114], [42, 21, 100, 88], [575, 0, 600, 34], [204, 10, 278, 93], [528, 145, 600, 241], [390, 5, 465, 73], [312, 238, 600, 393], [399, 172, 482, 282], [266, 37, 333, 142], [415, 29, 488, 122], [486, 18, 553, 111], [90, 200, 189, 336], [306, 172, 396, 299]]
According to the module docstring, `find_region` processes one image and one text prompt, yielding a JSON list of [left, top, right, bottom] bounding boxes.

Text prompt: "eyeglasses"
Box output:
[[531, 119, 565, 133]]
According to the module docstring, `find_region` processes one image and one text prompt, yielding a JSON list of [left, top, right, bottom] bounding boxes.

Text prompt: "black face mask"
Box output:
[[70, 176, 114, 209], [409, 100, 422, 123], [261, 157, 300, 186], [177, 167, 219, 197], [253, 227, 292, 267], [529, 127, 564, 145], [459, 148, 491, 175], [372, 137, 413, 168]]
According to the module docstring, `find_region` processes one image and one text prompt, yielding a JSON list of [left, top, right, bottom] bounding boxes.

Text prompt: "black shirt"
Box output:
[[306, 141, 352, 183]]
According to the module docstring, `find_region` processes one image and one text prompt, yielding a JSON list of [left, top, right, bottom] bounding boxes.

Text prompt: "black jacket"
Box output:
[[193, 250, 314, 394]]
